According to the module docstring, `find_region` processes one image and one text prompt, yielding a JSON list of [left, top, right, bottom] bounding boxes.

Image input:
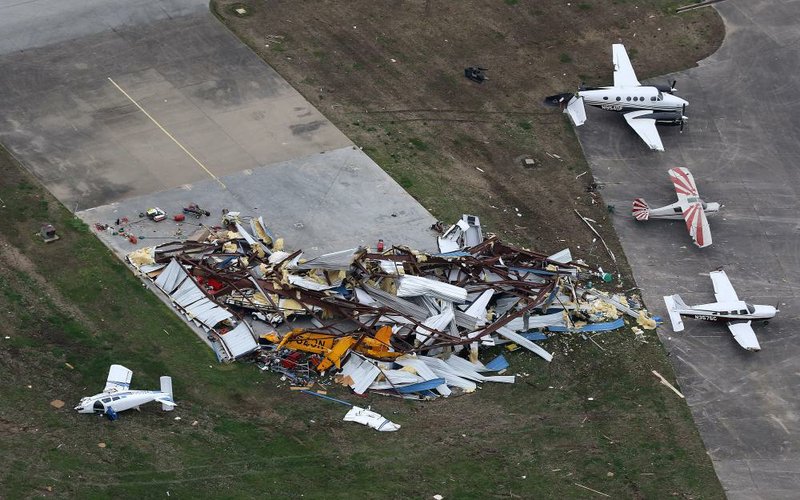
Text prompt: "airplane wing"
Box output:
[[669, 167, 699, 202], [682, 202, 712, 247], [727, 321, 761, 351], [623, 111, 664, 151], [612, 44, 640, 88], [104, 364, 133, 392], [710, 269, 739, 302]]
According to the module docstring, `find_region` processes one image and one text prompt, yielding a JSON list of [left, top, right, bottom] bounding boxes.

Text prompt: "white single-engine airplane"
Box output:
[[632, 167, 720, 248], [75, 364, 176, 420], [664, 270, 778, 351], [545, 44, 688, 151]]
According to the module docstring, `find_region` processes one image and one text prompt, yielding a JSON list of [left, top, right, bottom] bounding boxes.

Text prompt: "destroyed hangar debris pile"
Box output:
[[125, 213, 656, 400]]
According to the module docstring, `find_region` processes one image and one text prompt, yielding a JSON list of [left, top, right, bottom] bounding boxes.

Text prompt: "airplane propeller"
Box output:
[[680, 104, 687, 133], [654, 79, 678, 94]]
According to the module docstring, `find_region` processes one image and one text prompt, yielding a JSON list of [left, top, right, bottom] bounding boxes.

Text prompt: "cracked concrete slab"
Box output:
[[0, 0, 434, 255]]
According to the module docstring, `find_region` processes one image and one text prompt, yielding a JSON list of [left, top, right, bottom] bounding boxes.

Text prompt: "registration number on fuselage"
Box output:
[[693, 314, 720, 321], [600, 104, 624, 111]]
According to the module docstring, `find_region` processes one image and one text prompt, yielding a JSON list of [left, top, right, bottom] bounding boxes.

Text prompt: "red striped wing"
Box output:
[[669, 167, 699, 199], [683, 202, 712, 248]]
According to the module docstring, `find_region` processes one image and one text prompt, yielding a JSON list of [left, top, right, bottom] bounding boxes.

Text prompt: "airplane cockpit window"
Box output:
[[746, 304, 756, 314], [701, 202, 707, 209], [657, 91, 664, 100]]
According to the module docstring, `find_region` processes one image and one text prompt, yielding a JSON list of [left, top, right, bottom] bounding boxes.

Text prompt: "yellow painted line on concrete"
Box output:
[[107, 77, 227, 189]]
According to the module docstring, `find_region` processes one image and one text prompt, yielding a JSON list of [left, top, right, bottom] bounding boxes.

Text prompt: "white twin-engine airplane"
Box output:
[[664, 270, 778, 352], [632, 167, 720, 248], [546, 44, 688, 151], [75, 364, 176, 419]]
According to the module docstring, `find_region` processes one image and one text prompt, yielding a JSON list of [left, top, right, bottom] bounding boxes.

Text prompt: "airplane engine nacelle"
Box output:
[[647, 111, 685, 126]]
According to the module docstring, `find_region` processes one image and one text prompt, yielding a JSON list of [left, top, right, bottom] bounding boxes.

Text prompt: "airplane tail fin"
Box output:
[[632, 198, 650, 220], [159, 376, 175, 412], [663, 295, 685, 332]]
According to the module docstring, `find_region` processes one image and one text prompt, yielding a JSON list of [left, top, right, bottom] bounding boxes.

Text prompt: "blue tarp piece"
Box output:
[[484, 354, 510, 372], [547, 317, 625, 333], [520, 331, 548, 341], [216, 255, 237, 270], [105, 407, 119, 421], [396, 378, 446, 394], [331, 284, 352, 298]]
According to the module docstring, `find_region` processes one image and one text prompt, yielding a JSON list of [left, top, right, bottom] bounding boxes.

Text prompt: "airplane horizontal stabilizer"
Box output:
[[632, 198, 650, 220], [663, 295, 685, 332], [155, 397, 176, 410]]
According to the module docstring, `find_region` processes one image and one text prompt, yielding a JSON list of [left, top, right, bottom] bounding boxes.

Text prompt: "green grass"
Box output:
[[5, 0, 727, 494], [0, 138, 723, 498]]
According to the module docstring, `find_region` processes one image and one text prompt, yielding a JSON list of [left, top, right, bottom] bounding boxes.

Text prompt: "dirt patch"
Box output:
[[0, 235, 96, 331]]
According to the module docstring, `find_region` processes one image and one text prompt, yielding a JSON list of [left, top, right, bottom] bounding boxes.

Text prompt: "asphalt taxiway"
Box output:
[[576, 1, 800, 498]]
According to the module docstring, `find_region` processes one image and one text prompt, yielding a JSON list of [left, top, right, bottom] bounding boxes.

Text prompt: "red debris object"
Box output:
[[377, 239, 385, 252], [206, 278, 224, 292], [128, 235, 138, 244], [281, 351, 303, 369], [174, 214, 186, 222]]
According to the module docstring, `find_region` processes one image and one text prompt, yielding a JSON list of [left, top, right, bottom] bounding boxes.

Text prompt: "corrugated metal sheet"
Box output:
[[154, 259, 234, 330], [219, 322, 258, 359]]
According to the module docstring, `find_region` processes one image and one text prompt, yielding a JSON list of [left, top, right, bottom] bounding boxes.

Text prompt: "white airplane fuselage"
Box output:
[[647, 200, 721, 220], [75, 390, 172, 414], [674, 301, 777, 323], [580, 86, 688, 119]]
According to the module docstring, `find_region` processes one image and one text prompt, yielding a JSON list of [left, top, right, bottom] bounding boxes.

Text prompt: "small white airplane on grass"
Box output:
[[545, 43, 688, 151], [664, 269, 778, 351], [75, 364, 176, 420], [632, 167, 720, 248]]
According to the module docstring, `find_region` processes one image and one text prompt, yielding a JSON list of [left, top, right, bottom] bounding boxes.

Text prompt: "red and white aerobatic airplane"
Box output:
[[664, 270, 778, 351], [632, 167, 720, 248]]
